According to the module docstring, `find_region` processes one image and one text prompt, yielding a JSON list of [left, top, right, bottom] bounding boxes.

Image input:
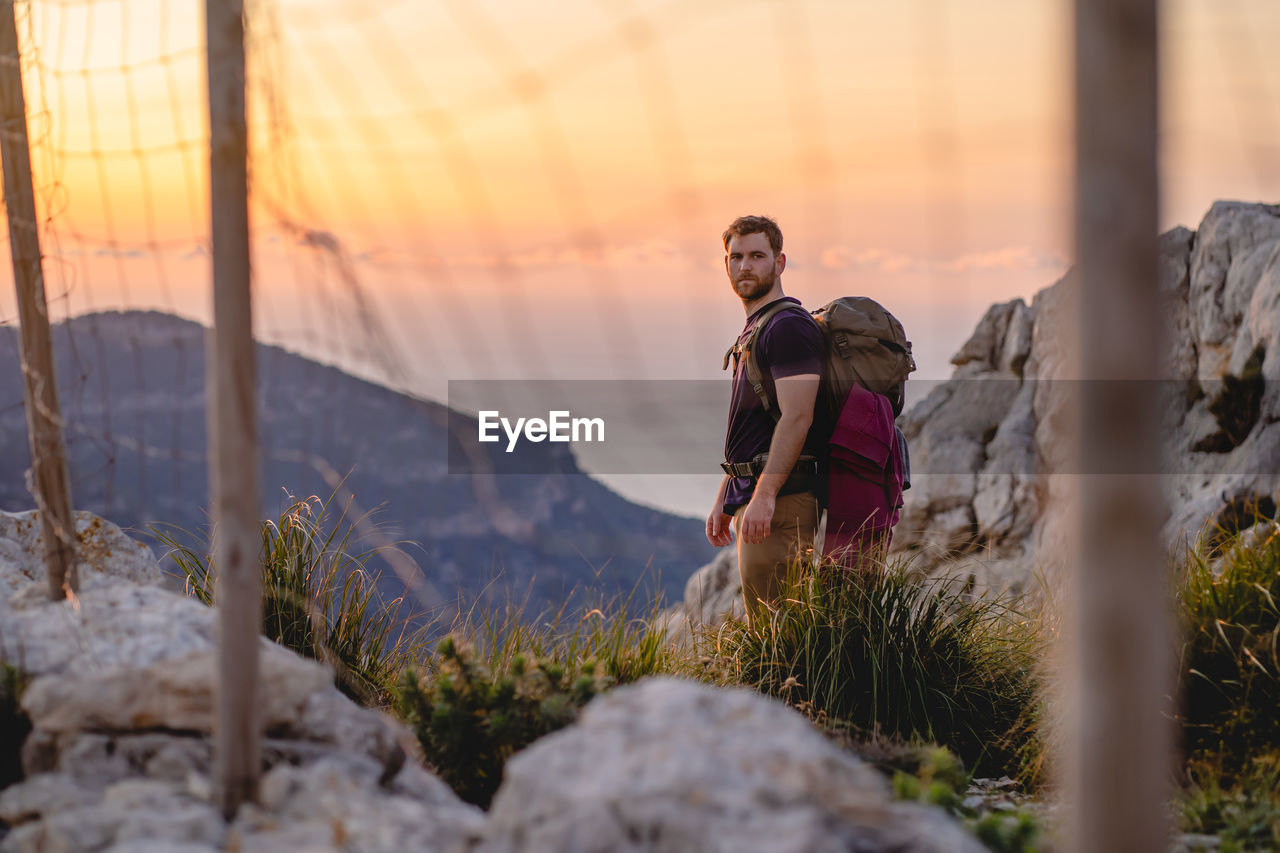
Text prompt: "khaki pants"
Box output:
[[734, 491, 820, 615]]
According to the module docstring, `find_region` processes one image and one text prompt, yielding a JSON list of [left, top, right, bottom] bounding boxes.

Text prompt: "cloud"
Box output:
[[820, 245, 1067, 274], [393, 240, 693, 270], [821, 247, 923, 273], [941, 247, 1068, 272]]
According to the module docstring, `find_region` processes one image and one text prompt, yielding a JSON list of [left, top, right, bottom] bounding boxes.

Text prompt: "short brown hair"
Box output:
[[722, 215, 783, 255]]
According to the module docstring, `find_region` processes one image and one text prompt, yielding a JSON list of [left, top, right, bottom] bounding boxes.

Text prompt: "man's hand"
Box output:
[[706, 475, 735, 547], [738, 491, 776, 545], [706, 507, 734, 547]]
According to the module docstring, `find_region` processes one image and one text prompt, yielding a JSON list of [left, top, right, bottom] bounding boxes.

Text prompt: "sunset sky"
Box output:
[[5, 0, 1280, 515]]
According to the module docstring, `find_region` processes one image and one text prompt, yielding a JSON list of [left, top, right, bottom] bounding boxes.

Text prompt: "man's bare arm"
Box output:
[[754, 374, 819, 500], [738, 373, 819, 544]]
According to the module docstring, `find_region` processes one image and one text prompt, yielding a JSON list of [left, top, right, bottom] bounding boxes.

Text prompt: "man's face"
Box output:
[[725, 231, 785, 302]]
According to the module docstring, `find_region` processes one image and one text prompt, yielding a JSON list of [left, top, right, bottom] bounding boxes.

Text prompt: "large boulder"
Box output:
[[477, 677, 985, 853], [0, 510, 484, 853]]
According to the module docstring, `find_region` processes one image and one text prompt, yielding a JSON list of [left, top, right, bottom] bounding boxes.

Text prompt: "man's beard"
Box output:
[[734, 268, 776, 301]]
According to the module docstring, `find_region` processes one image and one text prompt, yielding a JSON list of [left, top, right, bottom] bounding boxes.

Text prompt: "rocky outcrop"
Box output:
[[0, 510, 485, 852], [673, 200, 1280, 609], [478, 678, 986, 853], [897, 200, 1280, 593]]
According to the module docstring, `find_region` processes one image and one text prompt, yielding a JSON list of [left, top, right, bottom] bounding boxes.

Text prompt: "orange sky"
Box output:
[[4, 0, 1280, 511]]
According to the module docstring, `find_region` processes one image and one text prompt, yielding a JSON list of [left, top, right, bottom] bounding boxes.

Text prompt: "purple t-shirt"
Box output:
[[722, 297, 826, 515]]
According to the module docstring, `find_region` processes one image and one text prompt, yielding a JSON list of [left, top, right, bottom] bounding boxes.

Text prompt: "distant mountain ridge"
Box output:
[[0, 310, 713, 616]]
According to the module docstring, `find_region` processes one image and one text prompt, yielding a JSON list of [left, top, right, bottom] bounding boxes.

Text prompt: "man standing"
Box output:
[[706, 215, 825, 615]]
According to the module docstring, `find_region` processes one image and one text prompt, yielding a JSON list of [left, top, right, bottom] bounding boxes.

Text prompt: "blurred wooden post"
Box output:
[[206, 0, 262, 819], [1074, 0, 1171, 851], [0, 0, 77, 600]]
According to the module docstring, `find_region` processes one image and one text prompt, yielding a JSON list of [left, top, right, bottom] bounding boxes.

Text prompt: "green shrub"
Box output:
[[970, 811, 1042, 853], [888, 743, 1044, 852], [706, 555, 1040, 778], [890, 745, 968, 811], [1180, 752, 1280, 851], [393, 586, 685, 807], [155, 491, 420, 706], [395, 635, 612, 808], [1175, 520, 1280, 767]]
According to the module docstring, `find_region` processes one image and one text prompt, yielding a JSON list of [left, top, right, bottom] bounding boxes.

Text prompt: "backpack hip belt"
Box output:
[[720, 453, 820, 479]]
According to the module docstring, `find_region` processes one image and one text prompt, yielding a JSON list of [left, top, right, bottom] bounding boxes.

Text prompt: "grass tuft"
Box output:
[[1175, 518, 1280, 767], [155, 491, 422, 706], [703, 552, 1041, 778]]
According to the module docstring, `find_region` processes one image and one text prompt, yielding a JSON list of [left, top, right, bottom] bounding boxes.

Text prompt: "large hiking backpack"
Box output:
[[726, 296, 916, 423], [723, 296, 915, 520]]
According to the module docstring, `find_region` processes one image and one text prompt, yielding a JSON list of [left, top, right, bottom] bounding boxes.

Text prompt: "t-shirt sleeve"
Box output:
[[760, 311, 824, 380]]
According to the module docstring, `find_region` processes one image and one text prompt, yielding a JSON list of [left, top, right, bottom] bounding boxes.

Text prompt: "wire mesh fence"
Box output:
[[2, 0, 1280, 843], [1, 0, 1278, 615]]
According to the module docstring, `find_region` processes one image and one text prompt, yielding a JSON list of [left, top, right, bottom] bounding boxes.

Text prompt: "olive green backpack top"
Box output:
[[723, 296, 916, 422]]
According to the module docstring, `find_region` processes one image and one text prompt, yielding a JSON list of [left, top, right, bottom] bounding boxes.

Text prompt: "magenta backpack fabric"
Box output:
[[823, 383, 904, 563]]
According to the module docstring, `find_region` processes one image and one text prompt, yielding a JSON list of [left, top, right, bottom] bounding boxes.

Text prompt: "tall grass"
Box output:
[[1171, 517, 1280, 846], [448, 581, 684, 687], [155, 492, 422, 706], [704, 553, 1041, 777], [1175, 519, 1280, 767]]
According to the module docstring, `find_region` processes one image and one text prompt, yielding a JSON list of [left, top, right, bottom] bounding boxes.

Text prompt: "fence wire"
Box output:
[[1, 0, 1278, 618]]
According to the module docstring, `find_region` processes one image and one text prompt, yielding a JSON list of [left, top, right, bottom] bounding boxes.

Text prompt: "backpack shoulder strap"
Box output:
[[732, 300, 808, 422]]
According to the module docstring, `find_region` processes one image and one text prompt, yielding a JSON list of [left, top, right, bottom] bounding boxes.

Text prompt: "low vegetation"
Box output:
[[1180, 754, 1280, 852], [889, 745, 1042, 853], [151, 489, 1280, 850]]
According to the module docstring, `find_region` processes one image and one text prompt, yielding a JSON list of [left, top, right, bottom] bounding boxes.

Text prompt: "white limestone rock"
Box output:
[[478, 677, 986, 853], [0, 510, 162, 605], [1188, 201, 1280, 356], [20, 645, 331, 736], [228, 755, 484, 852]]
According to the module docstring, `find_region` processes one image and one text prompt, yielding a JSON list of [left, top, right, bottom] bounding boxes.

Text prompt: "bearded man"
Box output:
[[706, 215, 825, 614]]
